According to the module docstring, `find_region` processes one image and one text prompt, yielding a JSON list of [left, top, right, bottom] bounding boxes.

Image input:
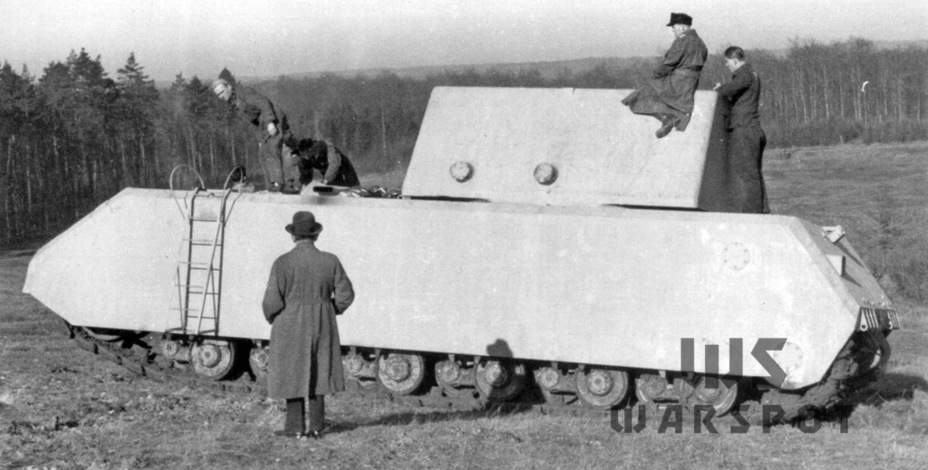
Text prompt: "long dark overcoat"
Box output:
[[625, 29, 708, 129], [262, 241, 354, 399], [715, 62, 769, 213]]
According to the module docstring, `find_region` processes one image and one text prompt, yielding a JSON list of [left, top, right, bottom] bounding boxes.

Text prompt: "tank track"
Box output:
[[69, 326, 262, 395], [67, 325, 531, 413], [67, 324, 888, 423]]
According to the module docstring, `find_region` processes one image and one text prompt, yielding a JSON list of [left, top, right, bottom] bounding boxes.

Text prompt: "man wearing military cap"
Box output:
[[622, 12, 708, 138]]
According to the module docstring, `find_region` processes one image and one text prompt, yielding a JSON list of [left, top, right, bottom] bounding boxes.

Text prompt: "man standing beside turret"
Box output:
[[622, 13, 708, 138], [714, 46, 769, 214]]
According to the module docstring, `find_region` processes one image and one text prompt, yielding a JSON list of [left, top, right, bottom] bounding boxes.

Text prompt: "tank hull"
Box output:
[[24, 188, 893, 390]]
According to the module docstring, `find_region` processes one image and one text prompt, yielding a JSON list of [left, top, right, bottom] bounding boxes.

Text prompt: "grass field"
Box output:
[[2, 142, 928, 469]]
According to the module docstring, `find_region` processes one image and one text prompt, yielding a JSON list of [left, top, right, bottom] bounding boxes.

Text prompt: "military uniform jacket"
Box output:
[[715, 63, 762, 129], [232, 89, 288, 136], [262, 241, 354, 398]]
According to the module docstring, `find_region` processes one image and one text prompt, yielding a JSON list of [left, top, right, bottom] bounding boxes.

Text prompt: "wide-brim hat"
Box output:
[[667, 12, 693, 26], [285, 211, 323, 237]]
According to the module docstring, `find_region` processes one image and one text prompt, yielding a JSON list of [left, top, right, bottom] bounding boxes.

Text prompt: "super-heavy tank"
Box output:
[[24, 87, 900, 418]]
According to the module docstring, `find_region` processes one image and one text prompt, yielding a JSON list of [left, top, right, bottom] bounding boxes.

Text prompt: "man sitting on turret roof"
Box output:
[[621, 12, 708, 139]]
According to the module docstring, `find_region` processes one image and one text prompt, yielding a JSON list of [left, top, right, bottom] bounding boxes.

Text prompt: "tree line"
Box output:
[[1, 38, 926, 244], [750, 39, 928, 146]]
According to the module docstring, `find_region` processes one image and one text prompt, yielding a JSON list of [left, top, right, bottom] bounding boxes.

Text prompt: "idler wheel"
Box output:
[[676, 374, 740, 416], [475, 360, 526, 402], [191, 340, 237, 380], [377, 352, 425, 395], [576, 366, 629, 409]]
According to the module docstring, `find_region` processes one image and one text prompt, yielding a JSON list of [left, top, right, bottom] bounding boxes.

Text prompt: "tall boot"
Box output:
[[274, 398, 305, 438], [306, 395, 326, 438]]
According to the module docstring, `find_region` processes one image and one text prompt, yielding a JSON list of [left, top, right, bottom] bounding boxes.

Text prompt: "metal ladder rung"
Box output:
[[183, 238, 223, 246], [178, 262, 216, 270], [174, 283, 217, 289], [189, 217, 219, 222], [170, 308, 218, 318], [185, 290, 219, 296]]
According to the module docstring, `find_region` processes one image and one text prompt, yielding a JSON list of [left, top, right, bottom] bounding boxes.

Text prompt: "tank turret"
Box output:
[[404, 87, 732, 209]]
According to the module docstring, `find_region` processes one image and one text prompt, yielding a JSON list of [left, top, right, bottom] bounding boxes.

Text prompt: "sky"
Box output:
[[1, 0, 926, 82]]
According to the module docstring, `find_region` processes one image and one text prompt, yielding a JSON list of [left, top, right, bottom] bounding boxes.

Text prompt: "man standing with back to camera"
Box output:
[[262, 211, 354, 439], [714, 46, 770, 214]]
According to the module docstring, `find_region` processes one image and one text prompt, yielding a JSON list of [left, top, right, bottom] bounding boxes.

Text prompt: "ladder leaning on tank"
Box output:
[[168, 166, 246, 336]]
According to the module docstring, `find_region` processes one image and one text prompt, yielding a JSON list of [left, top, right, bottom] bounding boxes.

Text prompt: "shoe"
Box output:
[[306, 430, 322, 440], [274, 430, 306, 439], [655, 116, 680, 139]]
